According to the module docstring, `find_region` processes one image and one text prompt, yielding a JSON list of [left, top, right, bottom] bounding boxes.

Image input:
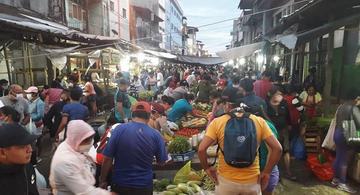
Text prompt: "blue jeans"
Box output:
[[333, 128, 354, 183]]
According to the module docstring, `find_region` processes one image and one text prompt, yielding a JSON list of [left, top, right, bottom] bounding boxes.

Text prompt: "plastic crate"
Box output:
[[170, 150, 196, 162]]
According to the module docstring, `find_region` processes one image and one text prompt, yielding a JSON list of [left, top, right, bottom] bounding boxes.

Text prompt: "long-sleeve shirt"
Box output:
[[29, 98, 45, 122]]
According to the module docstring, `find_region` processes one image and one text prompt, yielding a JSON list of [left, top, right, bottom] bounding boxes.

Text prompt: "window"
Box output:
[[122, 8, 127, 18], [110, 1, 114, 11], [70, 3, 82, 20], [82, 10, 86, 21], [77, 6, 81, 20], [72, 4, 77, 18]]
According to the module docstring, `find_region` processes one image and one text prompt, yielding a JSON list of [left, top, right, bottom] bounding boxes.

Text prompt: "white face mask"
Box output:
[[26, 94, 32, 100], [78, 139, 94, 153], [68, 83, 74, 87], [16, 94, 23, 99]]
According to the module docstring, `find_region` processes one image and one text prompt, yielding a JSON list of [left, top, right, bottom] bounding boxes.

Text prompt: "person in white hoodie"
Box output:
[[50, 120, 114, 195]]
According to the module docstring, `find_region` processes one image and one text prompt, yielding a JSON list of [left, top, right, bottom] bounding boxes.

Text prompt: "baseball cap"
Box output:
[[118, 78, 129, 85], [0, 123, 38, 148], [24, 86, 38, 93], [151, 103, 165, 114], [132, 101, 151, 113]]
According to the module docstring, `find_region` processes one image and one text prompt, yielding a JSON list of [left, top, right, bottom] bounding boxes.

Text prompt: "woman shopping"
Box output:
[[332, 96, 360, 194]]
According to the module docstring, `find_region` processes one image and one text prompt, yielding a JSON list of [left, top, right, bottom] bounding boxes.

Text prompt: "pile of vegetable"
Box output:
[[138, 90, 154, 101], [193, 103, 212, 113], [168, 137, 191, 154], [175, 128, 200, 138], [162, 181, 202, 195], [201, 171, 215, 191], [153, 179, 171, 192], [181, 118, 207, 128]]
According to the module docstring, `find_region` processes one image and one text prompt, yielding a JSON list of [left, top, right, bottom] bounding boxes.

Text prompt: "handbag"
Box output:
[[343, 106, 360, 145]]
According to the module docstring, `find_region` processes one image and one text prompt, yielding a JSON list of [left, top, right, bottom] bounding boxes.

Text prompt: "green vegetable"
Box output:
[[168, 137, 191, 154], [163, 191, 176, 195], [169, 187, 182, 193], [192, 184, 202, 193], [177, 183, 189, 193], [203, 172, 216, 191], [153, 178, 170, 192], [166, 185, 177, 190], [187, 181, 202, 186]]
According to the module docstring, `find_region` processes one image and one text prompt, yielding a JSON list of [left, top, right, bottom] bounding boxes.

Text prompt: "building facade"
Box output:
[[108, 0, 130, 41], [158, 0, 166, 49], [233, 0, 360, 101], [129, 0, 163, 49], [164, 0, 183, 54]]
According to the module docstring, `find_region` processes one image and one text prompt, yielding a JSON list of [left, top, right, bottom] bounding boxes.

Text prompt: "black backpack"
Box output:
[[219, 111, 258, 168]]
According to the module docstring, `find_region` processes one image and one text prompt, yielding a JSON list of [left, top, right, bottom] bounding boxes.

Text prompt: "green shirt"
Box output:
[[259, 120, 279, 171]]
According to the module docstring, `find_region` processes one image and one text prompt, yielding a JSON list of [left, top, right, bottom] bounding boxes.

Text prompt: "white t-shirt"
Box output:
[[186, 74, 196, 86], [157, 72, 164, 87]]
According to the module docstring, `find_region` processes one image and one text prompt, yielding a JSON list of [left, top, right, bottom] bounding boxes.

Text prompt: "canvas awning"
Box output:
[[144, 49, 177, 59], [165, 55, 225, 66], [216, 42, 265, 60]]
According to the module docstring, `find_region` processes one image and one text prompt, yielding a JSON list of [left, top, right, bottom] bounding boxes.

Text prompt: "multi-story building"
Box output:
[[88, 0, 110, 36], [232, 0, 360, 104], [108, 0, 130, 41], [158, 0, 166, 49], [0, 0, 121, 86], [164, 0, 183, 54], [185, 26, 199, 56], [129, 0, 163, 49]]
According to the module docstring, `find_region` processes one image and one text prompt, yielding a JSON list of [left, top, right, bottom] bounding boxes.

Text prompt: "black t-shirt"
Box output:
[[266, 100, 291, 131]]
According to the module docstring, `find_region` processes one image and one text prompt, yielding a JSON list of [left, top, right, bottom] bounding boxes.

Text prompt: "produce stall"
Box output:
[[153, 162, 216, 195]]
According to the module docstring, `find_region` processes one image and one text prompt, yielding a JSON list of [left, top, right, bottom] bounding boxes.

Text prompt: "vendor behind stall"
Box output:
[[167, 93, 197, 122], [114, 79, 132, 123]]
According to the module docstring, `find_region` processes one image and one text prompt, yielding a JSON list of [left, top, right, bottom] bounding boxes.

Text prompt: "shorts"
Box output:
[[111, 184, 152, 195], [265, 165, 280, 192], [215, 175, 261, 195], [279, 128, 290, 152]]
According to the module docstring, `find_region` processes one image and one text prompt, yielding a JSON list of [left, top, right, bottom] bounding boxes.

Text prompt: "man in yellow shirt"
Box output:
[[198, 95, 282, 195]]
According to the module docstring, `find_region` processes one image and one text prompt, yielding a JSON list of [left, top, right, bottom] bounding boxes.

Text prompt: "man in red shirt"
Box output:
[[253, 71, 273, 100]]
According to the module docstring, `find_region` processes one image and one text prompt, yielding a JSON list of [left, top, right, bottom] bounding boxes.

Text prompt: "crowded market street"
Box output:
[[0, 0, 360, 195]]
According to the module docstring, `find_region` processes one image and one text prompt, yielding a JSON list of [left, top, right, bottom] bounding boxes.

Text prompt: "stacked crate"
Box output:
[[304, 125, 322, 153]]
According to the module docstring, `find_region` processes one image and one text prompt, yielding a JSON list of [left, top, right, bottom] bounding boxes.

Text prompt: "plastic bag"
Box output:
[[322, 119, 336, 150], [173, 161, 191, 184], [291, 137, 306, 160], [307, 154, 334, 181]]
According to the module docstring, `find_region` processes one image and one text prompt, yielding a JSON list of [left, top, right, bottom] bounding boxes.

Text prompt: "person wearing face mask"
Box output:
[[50, 120, 112, 195], [0, 79, 9, 97], [0, 84, 30, 126], [25, 87, 45, 160], [0, 106, 21, 126], [266, 86, 296, 181], [25, 87, 45, 136], [167, 93, 197, 122]]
